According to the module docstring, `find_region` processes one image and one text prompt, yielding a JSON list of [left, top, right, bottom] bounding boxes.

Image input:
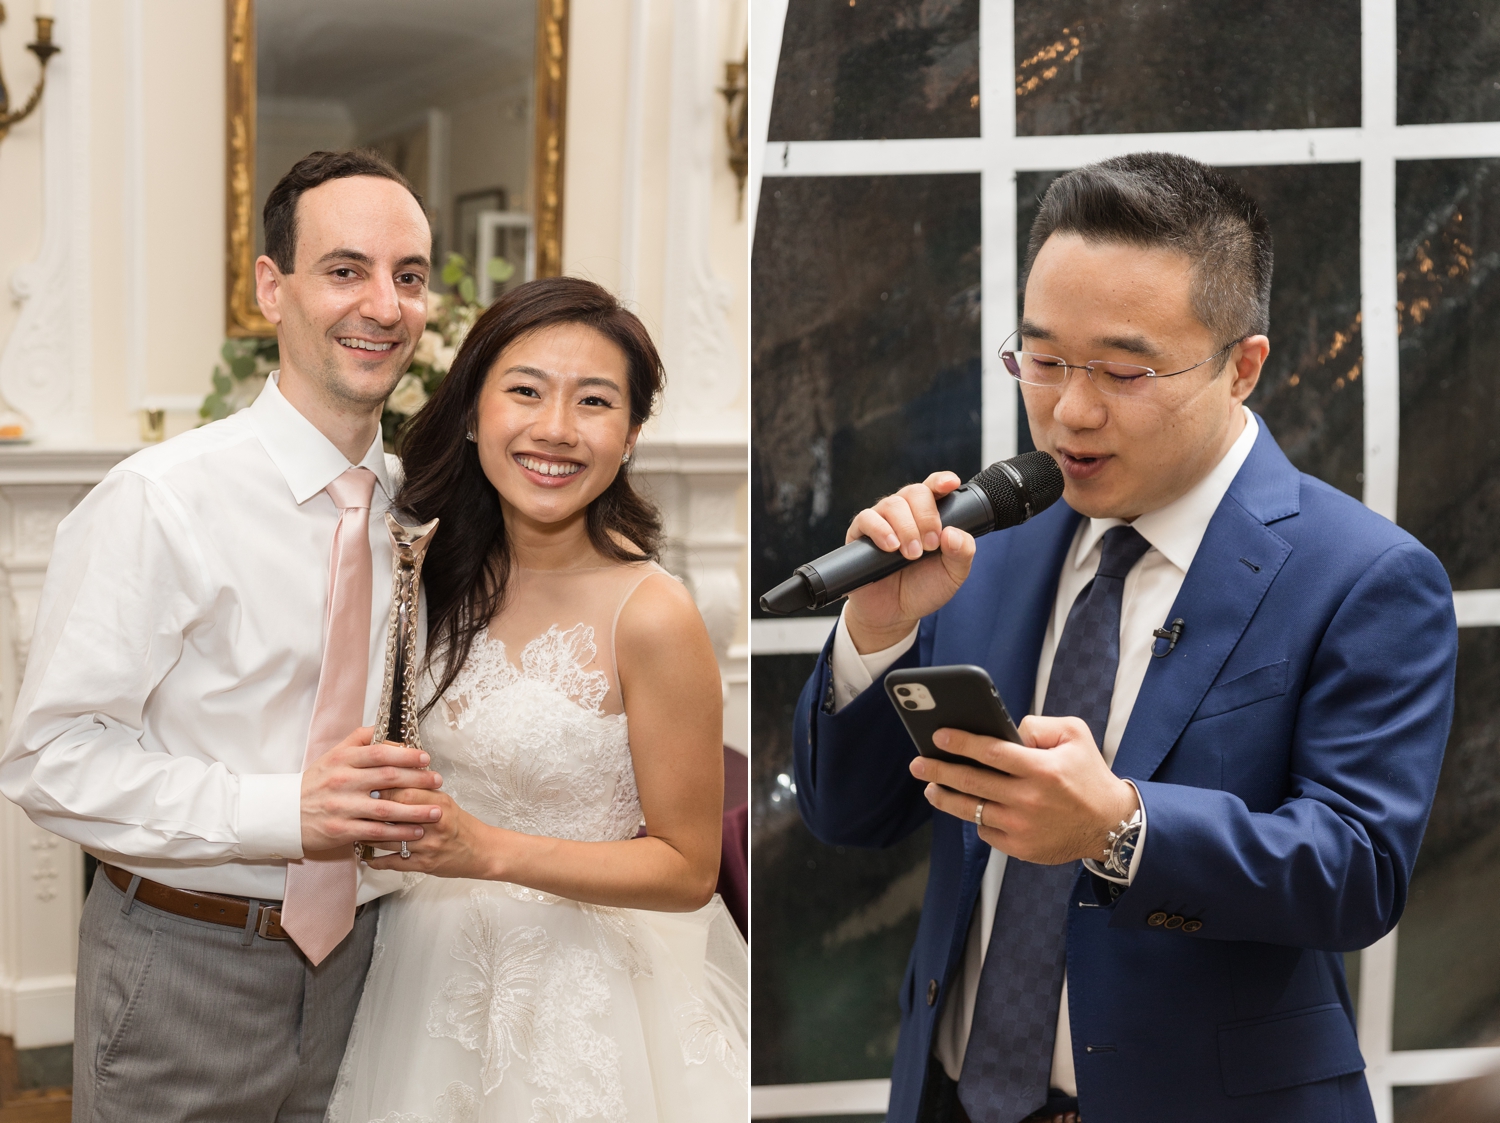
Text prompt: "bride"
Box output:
[[327, 277, 747, 1123]]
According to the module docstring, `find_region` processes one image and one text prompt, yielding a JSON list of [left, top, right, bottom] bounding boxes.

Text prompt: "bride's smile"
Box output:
[[473, 321, 640, 544]]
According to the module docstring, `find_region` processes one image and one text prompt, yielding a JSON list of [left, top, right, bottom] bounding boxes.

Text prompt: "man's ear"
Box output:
[[255, 255, 285, 325], [1229, 335, 1269, 405]]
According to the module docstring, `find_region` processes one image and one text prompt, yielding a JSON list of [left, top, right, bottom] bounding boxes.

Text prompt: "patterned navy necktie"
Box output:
[[957, 525, 1152, 1123]]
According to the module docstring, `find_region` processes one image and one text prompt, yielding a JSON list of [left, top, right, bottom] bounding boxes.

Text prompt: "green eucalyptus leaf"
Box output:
[[442, 253, 468, 286], [228, 356, 256, 380], [458, 276, 476, 304], [486, 256, 515, 283], [213, 371, 233, 395]]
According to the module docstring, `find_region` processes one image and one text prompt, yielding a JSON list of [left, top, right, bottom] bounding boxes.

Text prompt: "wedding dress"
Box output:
[[327, 562, 748, 1123]]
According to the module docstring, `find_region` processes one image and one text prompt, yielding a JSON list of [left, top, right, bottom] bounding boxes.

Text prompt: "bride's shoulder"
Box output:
[[612, 564, 707, 660]]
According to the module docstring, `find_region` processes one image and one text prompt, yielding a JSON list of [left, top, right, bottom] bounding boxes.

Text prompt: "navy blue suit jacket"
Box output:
[[792, 422, 1457, 1123]]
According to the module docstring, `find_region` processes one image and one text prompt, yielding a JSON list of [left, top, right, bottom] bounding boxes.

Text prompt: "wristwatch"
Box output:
[[1100, 808, 1143, 879]]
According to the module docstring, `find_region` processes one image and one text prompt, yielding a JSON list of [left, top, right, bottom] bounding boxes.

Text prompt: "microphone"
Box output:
[[759, 451, 1065, 615]]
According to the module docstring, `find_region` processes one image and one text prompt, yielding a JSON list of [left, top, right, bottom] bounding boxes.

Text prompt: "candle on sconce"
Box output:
[[36, 0, 54, 19]]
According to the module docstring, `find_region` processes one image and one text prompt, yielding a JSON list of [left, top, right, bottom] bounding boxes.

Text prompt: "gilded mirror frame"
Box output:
[[224, 0, 569, 337]]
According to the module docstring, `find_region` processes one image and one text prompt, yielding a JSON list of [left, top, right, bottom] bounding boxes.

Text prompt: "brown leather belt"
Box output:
[[103, 862, 292, 940]]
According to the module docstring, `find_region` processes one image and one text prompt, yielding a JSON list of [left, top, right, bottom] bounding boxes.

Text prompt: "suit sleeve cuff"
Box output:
[[829, 609, 919, 713], [1082, 779, 1147, 886], [238, 773, 305, 860]]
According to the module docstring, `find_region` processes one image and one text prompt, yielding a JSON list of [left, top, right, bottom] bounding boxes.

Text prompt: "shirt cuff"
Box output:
[[237, 773, 305, 861], [828, 609, 920, 713], [1082, 779, 1147, 886]]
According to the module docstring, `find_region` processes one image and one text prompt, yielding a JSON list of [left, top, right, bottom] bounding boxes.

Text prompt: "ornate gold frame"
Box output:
[[225, 0, 569, 337]]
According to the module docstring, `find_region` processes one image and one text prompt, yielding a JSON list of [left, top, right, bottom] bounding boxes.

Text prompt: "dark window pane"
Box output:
[[1014, 0, 1360, 136], [767, 0, 979, 141], [1014, 165, 1363, 497], [752, 175, 982, 614], [752, 654, 932, 1085], [1396, 158, 1500, 590], [1392, 627, 1500, 1051], [1230, 164, 1364, 499], [1397, 1, 1500, 124]]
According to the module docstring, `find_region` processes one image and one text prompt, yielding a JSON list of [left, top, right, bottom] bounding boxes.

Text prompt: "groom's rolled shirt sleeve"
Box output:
[[0, 471, 299, 862]]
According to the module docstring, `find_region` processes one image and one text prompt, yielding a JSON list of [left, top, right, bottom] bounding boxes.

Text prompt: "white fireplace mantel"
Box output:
[[0, 446, 132, 1047]]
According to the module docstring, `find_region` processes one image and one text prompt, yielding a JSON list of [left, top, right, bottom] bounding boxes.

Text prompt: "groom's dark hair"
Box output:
[[396, 276, 667, 714], [262, 149, 425, 273]]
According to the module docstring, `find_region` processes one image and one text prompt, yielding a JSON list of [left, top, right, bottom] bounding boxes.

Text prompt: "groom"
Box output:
[[0, 149, 443, 1121]]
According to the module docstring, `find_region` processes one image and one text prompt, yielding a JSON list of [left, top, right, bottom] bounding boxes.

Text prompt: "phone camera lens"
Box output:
[[895, 687, 910, 696], [902, 699, 919, 710]]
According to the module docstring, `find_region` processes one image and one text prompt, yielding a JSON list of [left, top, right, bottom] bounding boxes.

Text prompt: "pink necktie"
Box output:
[[281, 466, 377, 964]]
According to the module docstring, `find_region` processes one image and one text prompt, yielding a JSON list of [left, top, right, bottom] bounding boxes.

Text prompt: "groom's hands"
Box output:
[[300, 726, 444, 853]]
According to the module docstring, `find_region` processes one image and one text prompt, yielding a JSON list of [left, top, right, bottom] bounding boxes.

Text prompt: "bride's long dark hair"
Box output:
[[395, 276, 666, 711]]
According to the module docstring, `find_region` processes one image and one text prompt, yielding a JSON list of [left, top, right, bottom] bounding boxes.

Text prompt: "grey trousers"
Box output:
[[72, 871, 378, 1123]]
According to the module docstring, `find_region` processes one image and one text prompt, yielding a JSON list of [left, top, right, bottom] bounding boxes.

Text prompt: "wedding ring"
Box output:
[[974, 800, 985, 827], [400, 841, 411, 859]]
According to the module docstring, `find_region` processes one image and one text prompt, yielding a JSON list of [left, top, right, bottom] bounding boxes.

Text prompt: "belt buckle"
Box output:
[[256, 905, 287, 940]]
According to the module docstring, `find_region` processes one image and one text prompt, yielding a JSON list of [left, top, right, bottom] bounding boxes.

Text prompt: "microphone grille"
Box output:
[[967, 451, 1065, 526]]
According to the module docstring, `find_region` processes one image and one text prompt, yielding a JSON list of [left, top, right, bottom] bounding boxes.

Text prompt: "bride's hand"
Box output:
[[361, 788, 494, 879]]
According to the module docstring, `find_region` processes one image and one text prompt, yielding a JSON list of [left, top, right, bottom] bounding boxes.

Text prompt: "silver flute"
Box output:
[[370, 512, 439, 860]]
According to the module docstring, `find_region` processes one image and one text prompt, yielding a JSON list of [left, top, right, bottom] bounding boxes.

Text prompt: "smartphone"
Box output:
[[884, 664, 1022, 769]]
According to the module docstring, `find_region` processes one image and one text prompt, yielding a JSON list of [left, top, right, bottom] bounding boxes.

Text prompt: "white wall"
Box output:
[[563, 0, 750, 684]]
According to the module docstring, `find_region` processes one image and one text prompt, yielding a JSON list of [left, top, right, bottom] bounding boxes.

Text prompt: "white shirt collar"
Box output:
[[246, 371, 393, 505], [1071, 406, 1260, 575]]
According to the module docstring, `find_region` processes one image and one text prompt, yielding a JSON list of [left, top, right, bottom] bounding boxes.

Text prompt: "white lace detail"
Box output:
[[426, 891, 550, 1094], [427, 891, 628, 1122], [675, 993, 747, 1082], [442, 624, 608, 728], [580, 903, 653, 979], [503, 881, 564, 905], [369, 1081, 481, 1123], [425, 626, 642, 843]]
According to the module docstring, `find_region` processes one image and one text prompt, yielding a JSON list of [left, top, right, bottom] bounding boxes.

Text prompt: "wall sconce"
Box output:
[[0, 2, 60, 146], [720, 51, 747, 218]]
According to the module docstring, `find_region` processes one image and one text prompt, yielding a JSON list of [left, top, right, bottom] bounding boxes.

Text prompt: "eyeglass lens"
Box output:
[[1001, 350, 1155, 395]]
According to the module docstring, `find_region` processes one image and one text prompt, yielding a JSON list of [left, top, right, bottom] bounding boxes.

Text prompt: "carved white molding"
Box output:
[[656, 0, 746, 443], [0, 0, 92, 445], [632, 439, 748, 750], [0, 448, 129, 1047]]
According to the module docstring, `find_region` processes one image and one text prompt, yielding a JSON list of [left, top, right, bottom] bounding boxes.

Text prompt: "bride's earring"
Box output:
[[465, 430, 476, 442], [621, 449, 632, 464]]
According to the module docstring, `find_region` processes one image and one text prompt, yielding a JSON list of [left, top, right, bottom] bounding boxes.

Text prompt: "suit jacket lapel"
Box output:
[[1112, 421, 1300, 782]]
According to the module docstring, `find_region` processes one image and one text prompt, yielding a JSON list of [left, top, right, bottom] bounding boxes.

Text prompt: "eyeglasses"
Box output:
[[999, 330, 1242, 397]]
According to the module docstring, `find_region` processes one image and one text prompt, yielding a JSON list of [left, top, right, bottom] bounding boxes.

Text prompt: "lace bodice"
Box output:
[[420, 562, 670, 844]]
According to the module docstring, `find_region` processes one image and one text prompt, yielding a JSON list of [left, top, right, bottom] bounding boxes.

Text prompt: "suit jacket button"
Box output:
[[1163, 914, 1184, 929], [1147, 911, 1168, 926], [927, 979, 939, 1006], [1182, 919, 1202, 933]]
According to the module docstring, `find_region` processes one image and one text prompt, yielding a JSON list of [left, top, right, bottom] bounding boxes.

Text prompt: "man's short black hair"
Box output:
[[262, 149, 426, 273], [1022, 153, 1274, 342]]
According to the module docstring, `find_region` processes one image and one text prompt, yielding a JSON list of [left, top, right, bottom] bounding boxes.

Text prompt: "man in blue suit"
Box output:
[[792, 154, 1457, 1123]]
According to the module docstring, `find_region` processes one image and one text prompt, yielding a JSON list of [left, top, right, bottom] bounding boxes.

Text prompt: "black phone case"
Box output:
[[884, 664, 1022, 768]]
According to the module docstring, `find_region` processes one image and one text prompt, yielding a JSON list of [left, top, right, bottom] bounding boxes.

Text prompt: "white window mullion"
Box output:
[[1358, 929, 1400, 1123], [1358, 3, 1400, 1121], [981, 0, 1018, 466], [747, 0, 790, 236]]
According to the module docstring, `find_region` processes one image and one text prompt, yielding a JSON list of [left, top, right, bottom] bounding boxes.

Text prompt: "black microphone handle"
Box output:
[[762, 484, 995, 613]]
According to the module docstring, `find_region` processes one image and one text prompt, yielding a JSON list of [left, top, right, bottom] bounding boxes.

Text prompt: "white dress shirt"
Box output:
[[0, 374, 405, 904], [829, 408, 1259, 1093]]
